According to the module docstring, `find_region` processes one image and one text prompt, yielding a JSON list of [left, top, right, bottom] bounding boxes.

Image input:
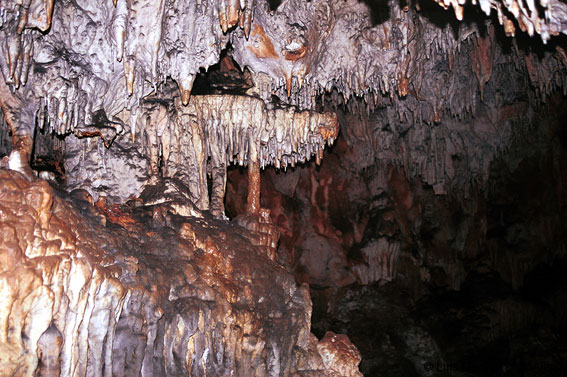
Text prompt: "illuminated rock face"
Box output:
[[0, 169, 362, 376], [0, 0, 565, 196], [0, 0, 565, 158]]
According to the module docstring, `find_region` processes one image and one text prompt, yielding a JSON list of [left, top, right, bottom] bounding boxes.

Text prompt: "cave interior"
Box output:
[[1, 0, 567, 376]]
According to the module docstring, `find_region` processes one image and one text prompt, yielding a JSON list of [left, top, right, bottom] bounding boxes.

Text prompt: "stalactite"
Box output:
[[141, 95, 338, 218], [352, 237, 402, 285], [432, 0, 567, 42], [0, 0, 563, 141], [0, 1, 565, 376]]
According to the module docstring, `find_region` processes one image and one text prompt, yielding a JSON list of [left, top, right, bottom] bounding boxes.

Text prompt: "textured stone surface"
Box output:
[[62, 94, 338, 213], [0, 0, 564, 235], [0, 169, 362, 376], [1, 0, 566, 178]]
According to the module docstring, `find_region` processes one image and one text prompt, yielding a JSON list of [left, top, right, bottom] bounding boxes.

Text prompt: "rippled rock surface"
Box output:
[[0, 169, 362, 377]]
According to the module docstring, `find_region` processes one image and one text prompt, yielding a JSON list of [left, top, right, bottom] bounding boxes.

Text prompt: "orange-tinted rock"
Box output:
[[317, 331, 363, 377], [0, 170, 361, 376]]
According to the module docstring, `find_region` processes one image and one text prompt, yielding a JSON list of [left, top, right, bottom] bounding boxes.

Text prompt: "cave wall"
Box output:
[[227, 91, 567, 291], [224, 79, 567, 377]]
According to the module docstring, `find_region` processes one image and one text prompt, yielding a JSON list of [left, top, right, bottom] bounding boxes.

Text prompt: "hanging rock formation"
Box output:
[[136, 95, 337, 217]]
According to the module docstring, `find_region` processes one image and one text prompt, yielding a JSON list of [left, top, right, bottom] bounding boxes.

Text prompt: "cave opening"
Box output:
[[191, 46, 254, 96]]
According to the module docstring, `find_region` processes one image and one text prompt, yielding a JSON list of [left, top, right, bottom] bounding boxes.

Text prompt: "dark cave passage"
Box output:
[[222, 92, 567, 376]]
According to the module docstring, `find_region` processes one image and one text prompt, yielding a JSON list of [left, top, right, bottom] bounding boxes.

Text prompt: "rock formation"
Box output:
[[0, 168, 363, 376], [0, 0, 566, 375]]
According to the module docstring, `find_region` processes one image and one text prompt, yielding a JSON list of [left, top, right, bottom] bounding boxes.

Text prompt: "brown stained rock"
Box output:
[[470, 26, 495, 100], [0, 224, 23, 271], [317, 331, 363, 377], [247, 158, 262, 215], [248, 25, 280, 60], [236, 207, 281, 260], [0, 169, 361, 376]]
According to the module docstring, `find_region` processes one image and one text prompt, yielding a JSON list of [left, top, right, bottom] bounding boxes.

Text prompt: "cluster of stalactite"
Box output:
[[82, 94, 337, 218], [0, 0, 345, 218], [0, 0, 564, 283], [1, 0, 565, 166], [231, 0, 567, 124], [0, 1, 566, 376], [431, 0, 567, 41]]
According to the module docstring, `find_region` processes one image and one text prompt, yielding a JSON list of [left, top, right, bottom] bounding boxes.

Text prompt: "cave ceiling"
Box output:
[[0, 0, 565, 201]]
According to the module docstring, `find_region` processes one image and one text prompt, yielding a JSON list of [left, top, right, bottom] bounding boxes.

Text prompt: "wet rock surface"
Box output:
[[0, 169, 362, 376]]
